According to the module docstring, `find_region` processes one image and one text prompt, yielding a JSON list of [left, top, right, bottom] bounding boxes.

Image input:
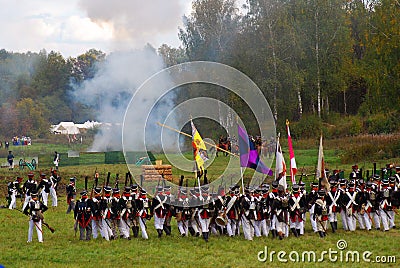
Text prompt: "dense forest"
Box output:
[[0, 0, 399, 139]]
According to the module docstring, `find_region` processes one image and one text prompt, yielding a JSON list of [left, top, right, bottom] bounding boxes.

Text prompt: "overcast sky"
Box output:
[[0, 0, 191, 58]]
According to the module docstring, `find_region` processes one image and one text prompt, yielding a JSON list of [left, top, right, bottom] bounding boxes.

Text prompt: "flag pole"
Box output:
[[157, 122, 237, 157], [240, 167, 245, 195]]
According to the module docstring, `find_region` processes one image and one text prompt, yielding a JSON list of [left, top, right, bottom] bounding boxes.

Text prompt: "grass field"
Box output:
[[1, 140, 400, 268]]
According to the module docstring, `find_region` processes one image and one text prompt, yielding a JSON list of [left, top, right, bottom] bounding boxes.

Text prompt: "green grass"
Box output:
[[0, 198, 399, 268]]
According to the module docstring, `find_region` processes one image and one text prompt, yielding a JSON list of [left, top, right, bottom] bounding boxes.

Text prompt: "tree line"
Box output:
[[0, 0, 399, 139]]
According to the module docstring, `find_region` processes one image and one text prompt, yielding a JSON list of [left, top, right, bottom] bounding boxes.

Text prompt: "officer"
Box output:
[[74, 190, 92, 240], [23, 191, 48, 243], [23, 172, 38, 210]]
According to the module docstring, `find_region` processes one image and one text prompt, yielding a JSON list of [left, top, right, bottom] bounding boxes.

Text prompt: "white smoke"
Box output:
[[77, 0, 186, 49], [72, 47, 177, 152]]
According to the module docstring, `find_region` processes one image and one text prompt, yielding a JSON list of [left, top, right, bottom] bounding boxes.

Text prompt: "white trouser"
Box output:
[[226, 218, 238, 236], [260, 219, 270, 236], [309, 205, 317, 232], [360, 212, 372, 230], [92, 219, 106, 239], [290, 218, 302, 229], [103, 219, 113, 239], [120, 218, 131, 238], [138, 217, 148, 239], [356, 212, 365, 229], [388, 210, 395, 228], [23, 195, 31, 211], [379, 209, 389, 231], [253, 220, 262, 237], [189, 218, 200, 234], [28, 220, 43, 242], [198, 216, 210, 233], [49, 187, 57, 207], [177, 220, 189, 235], [8, 191, 17, 209], [154, 215, 165, 230], [371, 211, 381, 229], [328, 212, 337, 223], [41, 190, 49, 207], [340, 210, 348, 230], [241, 215, 254, 240]]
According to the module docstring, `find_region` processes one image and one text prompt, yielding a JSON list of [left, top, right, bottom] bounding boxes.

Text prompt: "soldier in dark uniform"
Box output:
[[365, 180, 380, 230], [189, 188, 201, 237], [378, 179, 392, 231], [259, 184, 270, 237], [91, 187, 107, 240], [307, 182, 319, 233], [23, 172, 38, 210], [23, 191, 48, 243], [74, 190, 92, 240], [136, 189, 151, 239], [102, 186, 114, 239], [223, 185, 240, 237], [240, 186, 256, 241], [198, 185, 213, 242], [314, 189, 328, 238], [213, 186, 226, 235], [271, 185, 289, 240], [130, 184, 140, 238], [37, 173, 51, 207], [288, 184, 306, 237], [119, 186, 134, 239], [163, 185, 174, 236], [8, 176, 23, 209], [326, 179, 340, 232], [66, 177, 76, 214], [388, 177, 397, 229], [110, 188, 122, 238], [338, 179, 349, 230], [176, 188, 190, 236], [151, 186, 168, 238], [49, 169, 60, 207], [268, 181, 279, 238], [341, 181, 358, 231]]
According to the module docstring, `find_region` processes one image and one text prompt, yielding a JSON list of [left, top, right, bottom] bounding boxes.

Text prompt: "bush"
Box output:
[[291, 115, 322, 139], [365, 113, 398, 134]]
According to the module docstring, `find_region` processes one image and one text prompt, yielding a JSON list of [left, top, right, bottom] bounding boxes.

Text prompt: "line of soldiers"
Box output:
[[6, 170, 60, 210], [68, 165, 400, 242]]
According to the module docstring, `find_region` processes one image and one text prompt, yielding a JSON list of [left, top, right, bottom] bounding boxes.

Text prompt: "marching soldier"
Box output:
[[213, 186, 226, 235], [307, 182, 319, 233], [74, 190, 93, 240], [355, 179, 369, 230], [188, 188, 201, 237], [268, 181, 280, 238], [223, 185, 240, 237], [66, 178, 76, 214], [388, 177, 397, 229], [338, 179, 349, 230], [176, 188, 190, 237], [288, 184, 306, 237], [378, 179, 392, 231], [240, 186, 256, 241], [314, 190, 328, 238], [130, 184, 140, 238], [8, 176, 23, 209], [91, 187, 107, 240], [49, 169, 60, 207], [270, 185, 289, 240], [119, 186, 134, 239], [110, 188, 122, 238], [151, 186, 168, 238], [37, 173, 51, 207], [365, 180, 381, 230], [163, 185, 174, 236], [23, 191, 48, 243], [136, 189, 151, 239], [102, 186, 115, 240], [198, 185, 213, 242], [341, 181, 358, 231], [259, 184, 270, 237], [326, 179, 340, 232], [253, 187, 264, 237], [349, 165, 362, 181], [23, 172, 38, 210]]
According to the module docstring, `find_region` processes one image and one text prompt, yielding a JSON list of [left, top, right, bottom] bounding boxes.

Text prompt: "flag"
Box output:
[[238, 124, 273, 175], [317, 135, 330, 191], [191, 121, 208, 174], [275, 136, 287, 190], [286, 120, 297, 185]]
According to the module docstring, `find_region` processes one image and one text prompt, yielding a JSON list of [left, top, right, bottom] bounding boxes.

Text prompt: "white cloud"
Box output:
[[0, 0, 190, 57]]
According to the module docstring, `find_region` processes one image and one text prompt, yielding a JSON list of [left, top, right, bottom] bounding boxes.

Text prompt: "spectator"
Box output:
[[7, 150, 14, 170]]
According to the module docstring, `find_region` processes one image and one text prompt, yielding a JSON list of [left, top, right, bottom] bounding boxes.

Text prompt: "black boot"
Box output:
[[272, 229, 277, 239], [167, 226, 172, 235], [318, 231, 324, 238], [330, 222, 336, 233], [133, 226, 139, 238], [157, 229, 163, 238], [202, 232, 209, 242], [163, 225, 171, 236], [334, 222, 338, 231], [188, 227, 195, 236], [296, 229, 302, 236], [291, 228, 299, 237]]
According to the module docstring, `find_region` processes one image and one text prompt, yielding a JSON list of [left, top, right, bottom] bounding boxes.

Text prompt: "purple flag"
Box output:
[[238, 125, 273, 176]]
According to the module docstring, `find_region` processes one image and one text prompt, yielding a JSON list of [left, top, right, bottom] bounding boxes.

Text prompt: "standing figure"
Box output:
[[8, 176, 23, 209], [271, 185, 289, 240], [223, 185, 240, 237], [23, 172, 38, 210], [326, 179, 341, 233], [74, 190, 93, 240], [378, 179, 392, 231], [240, 187, 256, 241], [53, 151, 60, 170], [110, 188, 122, 239], [37, 173, 51, 207], [163, 185, 174, 236], [102, 186, 115, 240], [341, 181, 358, 231], [7, 150, 14, 170], [119, 186, 134, 239], [23, 191, 48, 243], [288, 184, 306, 237], [66, 178, 76, 214], [176, 188, 190, 237], [49, 169, 60, 207], [151, 186, 167, 238], [307, 182, 319, 233], [314, 190, 328, 238], [136, 189, 151, 239], [198, 185, 213, 242], [91, 187, 107, 240]]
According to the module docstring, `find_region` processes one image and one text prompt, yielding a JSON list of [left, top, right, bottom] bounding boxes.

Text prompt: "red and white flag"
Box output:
[[275, 135, 287, 190], [286, 120, 297, 185]]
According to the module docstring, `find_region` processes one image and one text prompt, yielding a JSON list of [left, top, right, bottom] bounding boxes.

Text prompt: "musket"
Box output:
[[106, 172, 111, 187], [115, 173, 119, 189], [16, 208, 55, 233], [94, 168, 99, 187], [125, 172, 129, 187]]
